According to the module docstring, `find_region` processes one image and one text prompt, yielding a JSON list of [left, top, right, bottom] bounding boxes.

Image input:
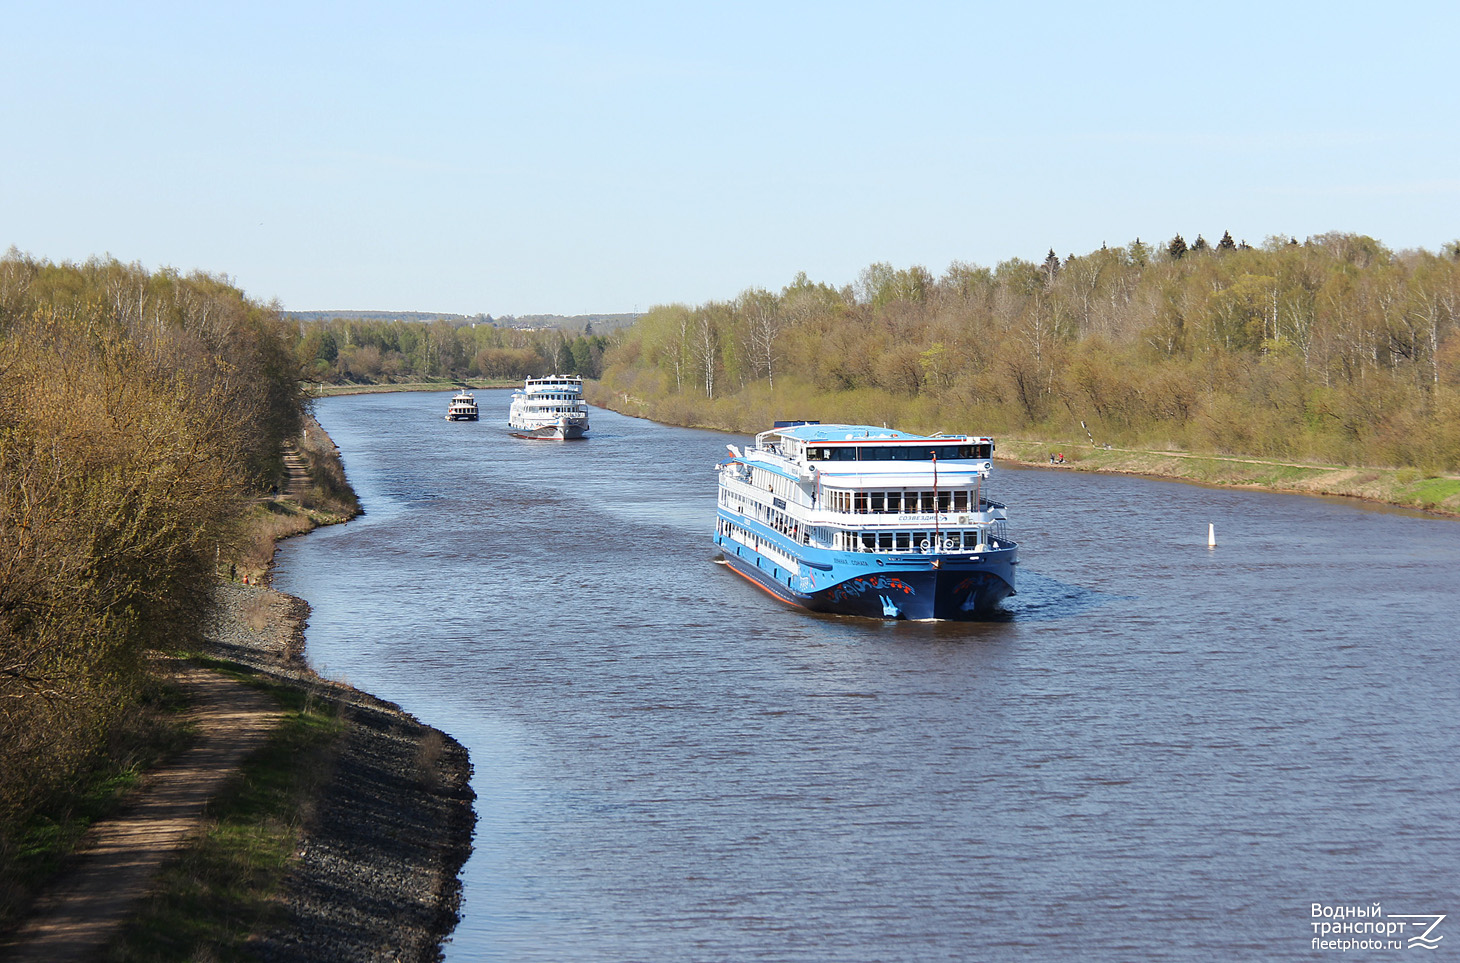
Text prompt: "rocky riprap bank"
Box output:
[[206, 580, 476, 963]]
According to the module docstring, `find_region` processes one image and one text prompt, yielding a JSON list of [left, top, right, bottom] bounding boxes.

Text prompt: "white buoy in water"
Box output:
[[1208, 522, 1216, 548]]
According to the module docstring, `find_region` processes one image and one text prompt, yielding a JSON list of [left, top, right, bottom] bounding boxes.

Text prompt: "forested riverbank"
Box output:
[[0, 253, 471, 959], [584, 232, 1460, 513], [1, 253, 309, 882]]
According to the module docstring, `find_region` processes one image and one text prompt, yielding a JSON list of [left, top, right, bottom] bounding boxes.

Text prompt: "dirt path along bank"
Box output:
[[0, 667, 282, 962]]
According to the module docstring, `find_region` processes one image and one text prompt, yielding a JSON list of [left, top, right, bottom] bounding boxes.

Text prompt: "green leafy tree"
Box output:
[[592, 240, 1460, 473]]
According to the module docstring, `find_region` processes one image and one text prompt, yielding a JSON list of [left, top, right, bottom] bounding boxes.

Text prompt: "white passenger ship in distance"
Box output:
[[714, 422, 1017, 620], [445, 388, 478, 421], [509, 375, 590, 439]]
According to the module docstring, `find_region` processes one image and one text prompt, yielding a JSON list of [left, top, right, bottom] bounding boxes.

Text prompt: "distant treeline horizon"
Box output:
[[293, 315, 614, 383], [594, 231, 1460, 473], [283, 309, 641, 334]]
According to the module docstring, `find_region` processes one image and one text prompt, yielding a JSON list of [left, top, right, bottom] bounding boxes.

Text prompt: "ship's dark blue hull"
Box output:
[[716, 536, 1016, 621]]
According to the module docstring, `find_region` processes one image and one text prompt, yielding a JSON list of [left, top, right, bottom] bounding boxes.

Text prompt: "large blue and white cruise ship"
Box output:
[[714, 422, 1017, 620]]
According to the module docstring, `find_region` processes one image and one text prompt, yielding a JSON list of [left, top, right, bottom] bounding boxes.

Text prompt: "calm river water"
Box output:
[[273, 390, 1459, 961]]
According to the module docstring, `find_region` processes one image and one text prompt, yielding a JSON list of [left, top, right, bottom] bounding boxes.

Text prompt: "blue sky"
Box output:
[[3, 1, 1456, 315]]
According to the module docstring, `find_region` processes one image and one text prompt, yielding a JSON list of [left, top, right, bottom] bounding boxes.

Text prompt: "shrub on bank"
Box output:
[[0, 254, 307, 889]]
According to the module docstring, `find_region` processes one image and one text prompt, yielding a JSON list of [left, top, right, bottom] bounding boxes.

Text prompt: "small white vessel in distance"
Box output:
[[509, 375, 590, 439], [445, 389, 478, 422]]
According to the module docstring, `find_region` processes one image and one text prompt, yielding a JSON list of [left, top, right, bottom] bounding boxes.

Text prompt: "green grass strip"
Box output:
[[104, 660, 344, 962], [1, 679, 194, 930]]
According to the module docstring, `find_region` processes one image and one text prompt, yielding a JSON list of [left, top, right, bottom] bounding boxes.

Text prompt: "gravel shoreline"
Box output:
[[206, 580, 476, 963]]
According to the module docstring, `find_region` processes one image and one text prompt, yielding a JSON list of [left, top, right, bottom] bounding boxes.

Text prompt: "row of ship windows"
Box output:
[[750, 467, 798, 501], [825, 489, 981, 514], [718, 518, 798, 573], [727, 490, 800, 534], [742, 498, 809, 543], [721, 498, 990, 555], [741, 468, 985, 517], [804, 444, 992, 461], [723, 489, 814, 542], [721, 485, 991, 537], [838, 529, 988, 553]]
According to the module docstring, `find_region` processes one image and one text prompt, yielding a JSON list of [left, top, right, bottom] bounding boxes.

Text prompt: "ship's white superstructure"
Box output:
[[714, 422, 1017, 620], [445, 389, 478, 422], [509, 375, 589, 439]]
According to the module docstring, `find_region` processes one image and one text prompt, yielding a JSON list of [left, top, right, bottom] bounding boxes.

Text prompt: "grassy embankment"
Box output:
[[103, 659, 345, 962], [0, 679, 194, 930], [587, 386, 1460, 518], [231, 413, 359, 583], [1, 254, 375, 951], [993, 438, 1460, 516], [99, 420, 362, 960], [1, 418, 359, 955]]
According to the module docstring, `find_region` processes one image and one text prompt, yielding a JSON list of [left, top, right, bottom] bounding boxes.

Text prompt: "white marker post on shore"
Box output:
[[1208, 523, 1217, 548]]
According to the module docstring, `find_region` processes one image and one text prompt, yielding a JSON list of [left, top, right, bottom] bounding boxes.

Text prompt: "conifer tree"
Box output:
[[1043, 248, 1061, 278], [1192, 234, 1209, 252], [1218, 230, 1236, 251], [1167, 234, 1188, 260]]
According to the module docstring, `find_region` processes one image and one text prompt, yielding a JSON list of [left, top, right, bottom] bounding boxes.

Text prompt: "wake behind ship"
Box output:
[[714, 423, 1017, 620]]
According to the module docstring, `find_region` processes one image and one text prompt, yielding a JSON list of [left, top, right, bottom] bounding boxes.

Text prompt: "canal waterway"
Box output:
[[273, 390, 1460, 961]]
